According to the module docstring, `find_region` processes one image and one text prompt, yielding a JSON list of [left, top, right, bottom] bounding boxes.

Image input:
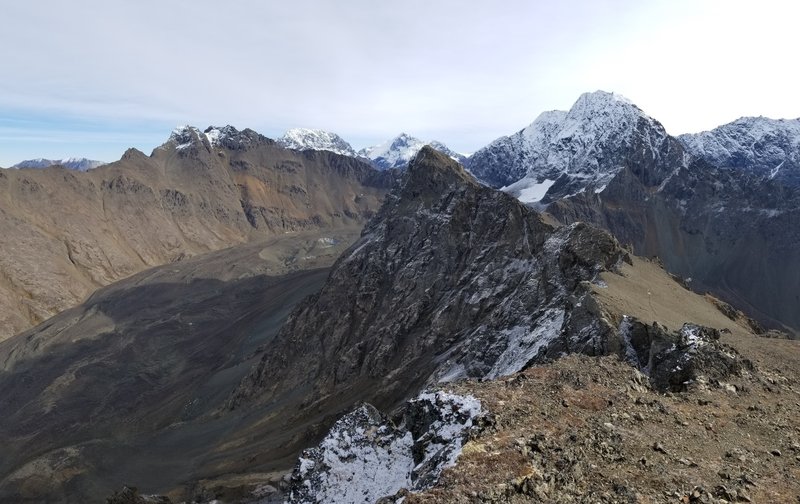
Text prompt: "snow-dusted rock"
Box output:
[[359, 133, 466, 169], [618, 318, 751, 392], [278, 128, 359, 157], [467, 91, 683, 204], [286, 391, 482, 503], [230, 147, 630, 412], [679, 117, 800, 186]]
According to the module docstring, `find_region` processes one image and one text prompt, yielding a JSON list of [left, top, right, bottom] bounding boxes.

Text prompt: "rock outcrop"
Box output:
[[230, 147, 630, 413], [286, 391, 483, 504]]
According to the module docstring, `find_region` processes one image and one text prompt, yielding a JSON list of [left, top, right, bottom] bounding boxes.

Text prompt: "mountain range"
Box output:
[[12, 157, 106, 171], [2, 148, 776, 503], [0, 91, 799, 502], [463, 91, 799, 336], [277, 129, 467, 170], [0, 124, 390, 340]]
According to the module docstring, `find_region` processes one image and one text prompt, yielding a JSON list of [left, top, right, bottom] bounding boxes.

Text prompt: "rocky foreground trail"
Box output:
[[409, 348, 800, 503]]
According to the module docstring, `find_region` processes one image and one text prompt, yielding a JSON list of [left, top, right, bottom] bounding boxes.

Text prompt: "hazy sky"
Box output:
[[1, 0, 798, 166]]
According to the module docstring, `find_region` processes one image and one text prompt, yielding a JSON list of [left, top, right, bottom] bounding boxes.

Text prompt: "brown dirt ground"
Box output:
[[409, 257, 800, 503]]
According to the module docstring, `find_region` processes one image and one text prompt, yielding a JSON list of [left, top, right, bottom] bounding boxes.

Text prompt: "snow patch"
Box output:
[[486, 308, 565, 379], [502, 177, 556, 203], [287, 392, 482, 503]]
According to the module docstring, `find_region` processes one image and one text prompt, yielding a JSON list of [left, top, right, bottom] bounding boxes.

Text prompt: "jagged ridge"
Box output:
[[230, 146, 630, 414], [467, 91, 685, 204]]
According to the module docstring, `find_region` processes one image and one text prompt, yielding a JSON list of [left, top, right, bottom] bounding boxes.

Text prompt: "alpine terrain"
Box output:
[[0, 124, 390, 340], [0, 98, 798, 504], [468, 91, 800, 336], [13, 157, 107, 171], [4, 148, 787, 503], [277, 128, 360, 158], [359, 133, 467, 169]]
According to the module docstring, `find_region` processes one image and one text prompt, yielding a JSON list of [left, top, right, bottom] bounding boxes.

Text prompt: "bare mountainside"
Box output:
[[0, 229, 366, 503], [1, 148, 795, 503], [406, 258, 800, 503], [0, 125, 391, 340]]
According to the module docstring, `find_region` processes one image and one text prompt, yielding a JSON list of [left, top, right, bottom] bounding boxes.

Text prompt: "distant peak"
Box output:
[[12, 157, 106, 171], [168, 125, 207, 151], [278, 128, 357, 157]]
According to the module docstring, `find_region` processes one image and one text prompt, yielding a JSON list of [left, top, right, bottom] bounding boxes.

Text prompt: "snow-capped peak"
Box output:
[[12, 157, 106, 171], [678, 116, 800, 186], [168, 125, 207, 151], [467, 90, 675, 203], [277, 128, 358, 157], [359, 133, 466, 170], [203, 125, 239, 147]]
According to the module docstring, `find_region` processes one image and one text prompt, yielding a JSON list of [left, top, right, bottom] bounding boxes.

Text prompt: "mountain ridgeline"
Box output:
[[0, 145, 784, 502], [0, 125, 391, 340], [465, 91, 800, 336]]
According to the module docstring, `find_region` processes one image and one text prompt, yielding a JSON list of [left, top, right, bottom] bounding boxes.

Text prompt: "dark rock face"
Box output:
[[620, 318, 751, 392], [105, 486, 171, 504], [548, 158, 800, 335], [230, 147, 630, 414]]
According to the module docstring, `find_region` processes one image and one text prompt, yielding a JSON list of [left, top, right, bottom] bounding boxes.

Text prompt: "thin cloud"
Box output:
[[1, 0, 798, 166]]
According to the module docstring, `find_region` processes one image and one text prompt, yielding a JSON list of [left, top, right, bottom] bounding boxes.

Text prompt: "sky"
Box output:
[[1, 0, 798, 167]]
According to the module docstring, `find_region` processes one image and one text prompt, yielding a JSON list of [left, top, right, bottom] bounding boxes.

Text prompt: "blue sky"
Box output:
[[1, 0, 798, 167]]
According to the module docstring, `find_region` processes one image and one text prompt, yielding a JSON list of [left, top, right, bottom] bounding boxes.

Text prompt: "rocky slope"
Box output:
[[277, 128, 359, 157], [359, 133, 467, 169], [466, 91, 686, 203], [0, 229, 364, 503], [0, 125, 390, 340], [12, 157, 107, 171], [3, 145, 788, 503], [281, 253, 798, 504], [409, 345, 800, 504], [547, 151, 800, 335], [223, 149, 781, 502], [229, 147, 631, 414], [403, 255, 800, 503], [679, 116, 800, 187]]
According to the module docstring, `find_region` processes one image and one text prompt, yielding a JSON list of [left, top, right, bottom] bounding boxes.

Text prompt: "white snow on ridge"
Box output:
[[288, 392, 482, 503], [359, 133, 467, 170], [486, 308, 565, 379], [12, 157, 106, 171], [278, 128, 359, 157]]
